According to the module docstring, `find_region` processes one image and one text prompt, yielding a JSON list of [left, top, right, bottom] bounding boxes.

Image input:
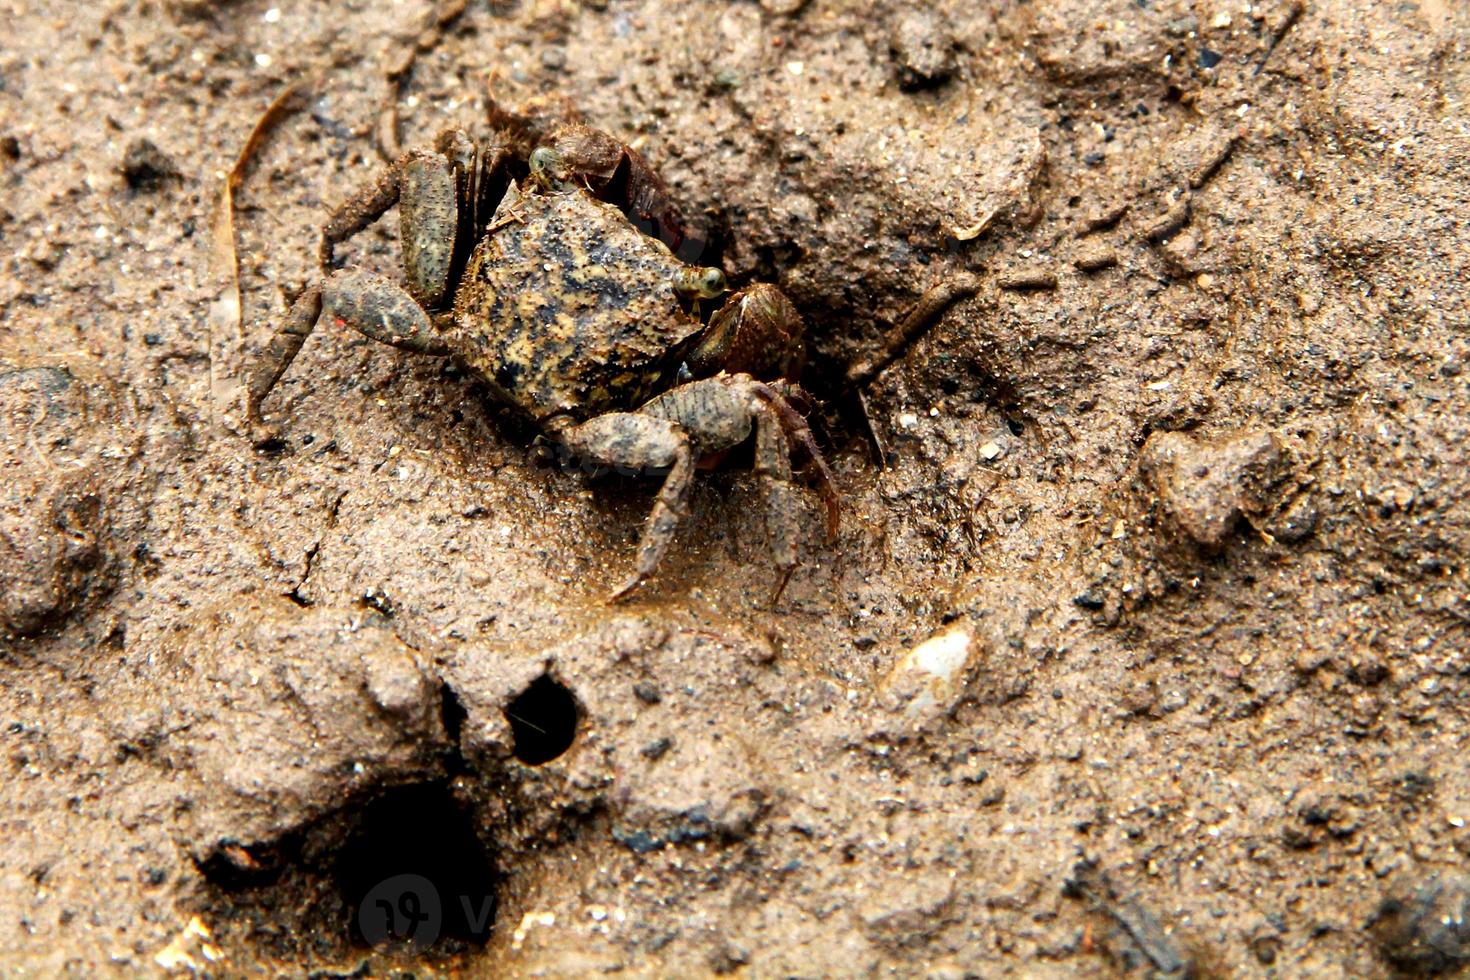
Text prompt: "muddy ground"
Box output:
[[2, 0, 1469, 975]]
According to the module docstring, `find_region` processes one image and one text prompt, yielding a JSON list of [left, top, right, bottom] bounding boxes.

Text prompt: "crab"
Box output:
[[246, 115, 839, 601]]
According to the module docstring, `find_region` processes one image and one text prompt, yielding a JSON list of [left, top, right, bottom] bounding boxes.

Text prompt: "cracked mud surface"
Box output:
[[3, 0, 1470, 975]]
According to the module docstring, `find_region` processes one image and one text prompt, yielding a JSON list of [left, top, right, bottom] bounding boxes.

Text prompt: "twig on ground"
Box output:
[[209, 80, 313, 433]]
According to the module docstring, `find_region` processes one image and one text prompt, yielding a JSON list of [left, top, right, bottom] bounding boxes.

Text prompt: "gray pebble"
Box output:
[[892, 11, 956, 90]]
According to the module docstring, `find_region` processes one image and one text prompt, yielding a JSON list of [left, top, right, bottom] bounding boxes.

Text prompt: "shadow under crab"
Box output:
[[246, 111, 838, 601]]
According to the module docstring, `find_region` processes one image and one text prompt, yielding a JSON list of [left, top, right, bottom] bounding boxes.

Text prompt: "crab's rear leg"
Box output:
[[318, 129, 514, 308], [551, 414, 695, 601], [319, 145, 459, 307], [246, 270, 449, 426], [638, 375, 839, 601], [753, 399, 801, 603], [752, 383, 841, 537], [319, 166, 401, 271], [528, 123, 689, 254]]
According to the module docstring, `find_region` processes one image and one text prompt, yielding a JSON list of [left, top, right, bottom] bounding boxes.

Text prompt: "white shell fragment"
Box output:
[[878, 625, 980, 729]]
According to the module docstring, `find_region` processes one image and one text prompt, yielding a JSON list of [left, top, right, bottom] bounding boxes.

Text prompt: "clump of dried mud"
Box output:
[[2, 0, 1469, 976]]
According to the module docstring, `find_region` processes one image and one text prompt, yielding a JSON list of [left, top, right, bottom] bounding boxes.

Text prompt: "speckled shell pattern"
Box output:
[[452, 187, 705, 423]]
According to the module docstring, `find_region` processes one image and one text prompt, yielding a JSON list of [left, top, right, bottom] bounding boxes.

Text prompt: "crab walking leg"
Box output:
[[319, 165, 401, 270], [751, 384, 841, 536], [633, 374, 840, 596], [753, 400, 801, 602], [245, 281, 323, 422], [652, 371, 840, 540], [396, 148, 459, 307], [554, 414, 696, 601], [318, 137, 467, 307], [245, 269, 449, 422], [320, 269, 452, 356]]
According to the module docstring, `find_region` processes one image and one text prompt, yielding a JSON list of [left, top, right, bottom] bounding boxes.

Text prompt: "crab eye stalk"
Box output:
[[700, 268, 728, 296], [529, 147, 566, 188], [674, 267, 728, 300]]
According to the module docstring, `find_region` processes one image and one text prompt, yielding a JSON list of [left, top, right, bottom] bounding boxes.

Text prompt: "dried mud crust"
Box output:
[[0, 361, 147, 639], [1, 0, 1470, 977]]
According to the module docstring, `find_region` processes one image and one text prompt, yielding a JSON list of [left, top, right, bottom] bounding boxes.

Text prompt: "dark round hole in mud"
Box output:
[[505, 674, 579, 765], [334, 783, 498, 949]]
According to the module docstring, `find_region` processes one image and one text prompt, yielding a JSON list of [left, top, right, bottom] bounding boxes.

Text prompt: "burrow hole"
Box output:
[[334, 782, 499, 949], [505, 674, 579, 765]]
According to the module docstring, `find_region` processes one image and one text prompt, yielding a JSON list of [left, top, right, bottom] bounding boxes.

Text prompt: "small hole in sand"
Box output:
[[335, 783, 497, 949], [505, 675, 579, 765]]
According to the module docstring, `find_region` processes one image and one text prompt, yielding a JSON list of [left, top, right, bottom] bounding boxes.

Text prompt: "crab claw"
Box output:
[[686, 283, 806, 382], [538, 124, 689, 252]]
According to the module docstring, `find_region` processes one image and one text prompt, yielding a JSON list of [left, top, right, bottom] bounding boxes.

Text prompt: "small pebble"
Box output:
[[121, 138, 181, 192], [998, 268, 1058, 291], [1249, 930, 1281, 965], [640, 737, 673, 761], [1073, 590, 1105, 611], [1143, 197, 1192, 244], [877, 625, 980, 730], [891, 10, 956, 90], [1074, 243, 1118, 272], [711, 68, 741, 91], [1138, 429, 1286, 550]]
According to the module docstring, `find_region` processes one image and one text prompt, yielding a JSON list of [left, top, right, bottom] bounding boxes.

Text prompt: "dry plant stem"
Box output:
[[845, 274, 982, 467], [1257, 1, 1305, 75], [845, 273, 983, 389], [210, 81, 313, 434]]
